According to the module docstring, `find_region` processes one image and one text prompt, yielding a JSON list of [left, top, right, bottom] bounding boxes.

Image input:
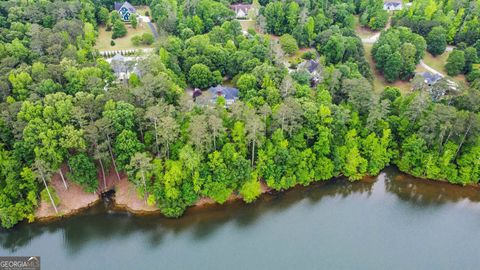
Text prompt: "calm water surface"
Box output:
[[2, 167, 480, 269]]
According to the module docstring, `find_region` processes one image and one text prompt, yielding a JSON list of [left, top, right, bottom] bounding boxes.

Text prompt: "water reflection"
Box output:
[[1, 167, 479, 253], [384, 168, 480, 206]]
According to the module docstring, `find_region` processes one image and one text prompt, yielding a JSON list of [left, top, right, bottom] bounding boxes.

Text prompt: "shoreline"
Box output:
[[33, 167, 479, 224]]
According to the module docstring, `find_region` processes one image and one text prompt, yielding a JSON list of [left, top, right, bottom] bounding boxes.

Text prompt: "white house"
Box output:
[[230, 4, 253, 19], [383, 1, 403, 11], [109, 54, 142, 83]]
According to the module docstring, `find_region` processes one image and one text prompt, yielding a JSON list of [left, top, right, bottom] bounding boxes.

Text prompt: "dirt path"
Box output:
[[360, 17, 391, 44]]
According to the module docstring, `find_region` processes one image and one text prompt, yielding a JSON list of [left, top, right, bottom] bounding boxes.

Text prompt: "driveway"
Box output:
[[419, 60, 445, 77], [147, 22, 159, 39], [360, 17, 391, 44]]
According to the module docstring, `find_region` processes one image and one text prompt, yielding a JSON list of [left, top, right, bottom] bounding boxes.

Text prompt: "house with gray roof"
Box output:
[[419, 72, 442, 86], [109, 54, 142, 83], [383, 1, 403, 11], [297, 59, 322, 87], [209, 86, 239, 106], [194, 86, 239, 107], [115, 1, 137, 21]]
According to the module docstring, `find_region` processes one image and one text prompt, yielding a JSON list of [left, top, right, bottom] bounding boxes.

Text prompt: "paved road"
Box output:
[[419, 60, 445, 77], [359, 16, 448, 79], [147, 22, 159, 39]]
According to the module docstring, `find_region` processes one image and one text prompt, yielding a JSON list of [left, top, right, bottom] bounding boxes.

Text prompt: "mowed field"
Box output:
[[95, 6, 154, 51], [95, 23, 153, 51]]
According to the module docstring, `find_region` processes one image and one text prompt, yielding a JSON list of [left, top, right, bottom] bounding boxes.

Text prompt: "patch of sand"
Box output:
[[35, 166, 100, 221], [113, 177, 160, 214]]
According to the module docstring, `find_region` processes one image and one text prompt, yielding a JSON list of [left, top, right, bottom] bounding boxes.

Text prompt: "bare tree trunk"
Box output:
[[106, 135, 121, 182], [252, 140, 255, 168], [41, 173, 58, 214], [213, 133, 216, 150], [58, 169, 68, 190], [139, 127, 144, 143], [264, 115, 268, 137], [141, 170, 147, 202], [154, 120, 160, 157], [455, 122, 472, 159], [166, 141, 170, 159], [99, 158, 106, 190]]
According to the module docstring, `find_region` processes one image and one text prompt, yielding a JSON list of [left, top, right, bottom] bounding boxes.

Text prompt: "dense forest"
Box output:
[[0, 0, 479, 229]]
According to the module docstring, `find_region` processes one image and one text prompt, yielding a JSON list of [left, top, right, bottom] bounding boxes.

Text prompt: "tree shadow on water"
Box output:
[[0, 170, 389, 253], [385, 168, 480, 208]]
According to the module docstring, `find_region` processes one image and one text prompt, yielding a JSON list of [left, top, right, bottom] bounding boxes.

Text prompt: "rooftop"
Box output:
[[114, 1, 136, 12], [209, 86, 239, 101], [419, 72, 442, 85], [300, 59, 320, 73]]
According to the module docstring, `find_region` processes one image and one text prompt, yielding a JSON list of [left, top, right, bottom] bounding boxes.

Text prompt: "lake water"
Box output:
[[2, 167, 480, 270]]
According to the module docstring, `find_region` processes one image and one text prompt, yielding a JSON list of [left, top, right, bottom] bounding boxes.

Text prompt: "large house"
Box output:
[[114, 1, 137, 21], [297, 59, 322, 87], [194, 86, 239, 107], [230, 4, 253, 19], [109, 54, 142, 83], [415, 72, 459, 101], [383, 1, 403, 11], [419, 72, 442, 86]]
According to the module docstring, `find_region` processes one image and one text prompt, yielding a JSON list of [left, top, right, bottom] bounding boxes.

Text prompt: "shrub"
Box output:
[[141, 33, 154, 45], [110, 40, 116, 46], [445, 50, 465, 76], [131, 33, 155, 46], [131, 14, 138, 29], [131, 35, 142, 46], [302, 51, 316, 60], [279, 34, 298, 55], [112, 20, 127, 39]]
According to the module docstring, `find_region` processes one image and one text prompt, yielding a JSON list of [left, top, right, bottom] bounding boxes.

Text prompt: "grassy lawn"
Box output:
[[95, 23, 153, 51], [422, 51, 467, 85], [363, 43, 412, 94], [135, 5, 151, 16], [422, 51, 449, 74], [95, 5, 154, 51], [239, 20, 256, 32]]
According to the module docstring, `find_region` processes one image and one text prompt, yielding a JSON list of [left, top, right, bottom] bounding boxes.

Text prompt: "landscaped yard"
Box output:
[[95, 6, 154, 51], [95, 23, 153, 51]]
